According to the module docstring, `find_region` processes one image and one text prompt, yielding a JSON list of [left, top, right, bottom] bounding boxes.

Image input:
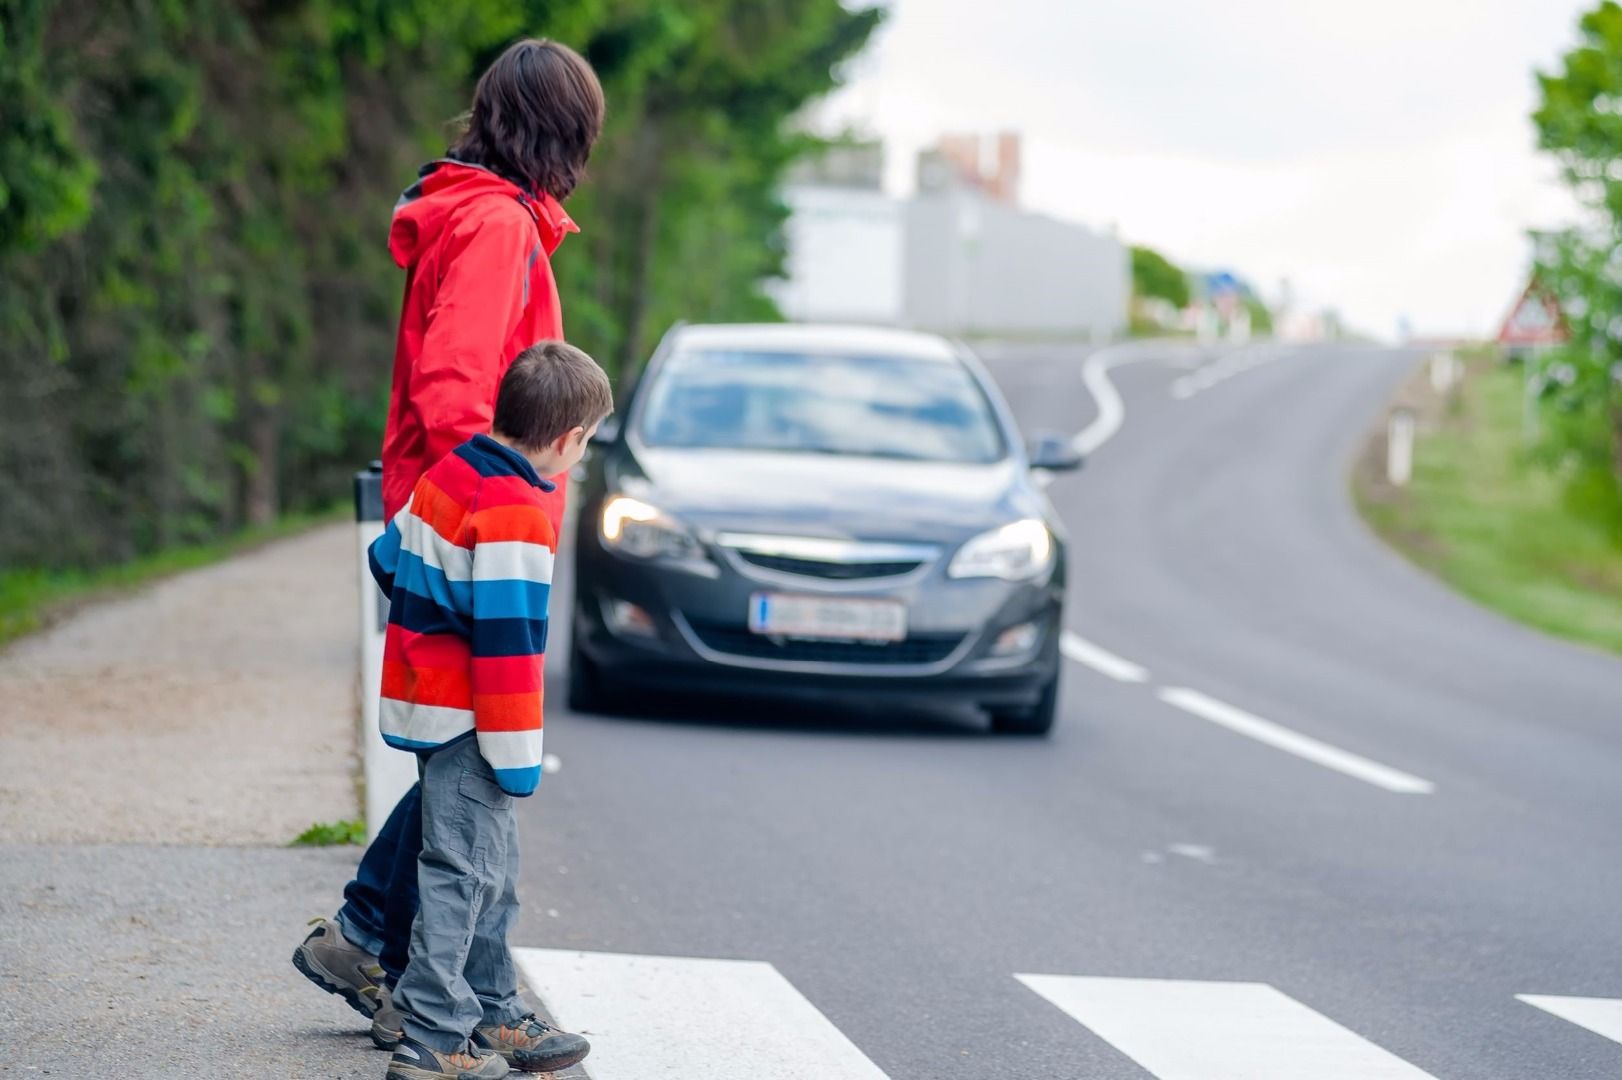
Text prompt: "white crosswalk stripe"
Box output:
[[512, 948, 1611, 1079], [1015, 974, 1437, 1079], [1518, 994, 1622, 1046], [512, 948, 888, 1080]]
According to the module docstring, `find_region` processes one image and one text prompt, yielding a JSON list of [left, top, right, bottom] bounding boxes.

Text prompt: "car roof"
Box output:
[[669, 323, 963, 364]]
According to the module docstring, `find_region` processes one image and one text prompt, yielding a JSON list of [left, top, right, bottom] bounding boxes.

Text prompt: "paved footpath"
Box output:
[[0, 524, 577, 1078]]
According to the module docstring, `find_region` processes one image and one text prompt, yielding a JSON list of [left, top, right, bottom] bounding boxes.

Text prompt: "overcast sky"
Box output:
[[817, 0, 1594, 339]]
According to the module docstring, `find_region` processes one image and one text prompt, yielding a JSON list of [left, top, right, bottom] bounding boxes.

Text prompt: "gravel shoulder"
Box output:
[[0, 523, 359, 845]]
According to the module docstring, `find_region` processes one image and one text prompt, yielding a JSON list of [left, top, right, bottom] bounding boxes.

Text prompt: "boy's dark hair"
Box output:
[[494, 342, 614, 451], [450, 39, 605, 201]]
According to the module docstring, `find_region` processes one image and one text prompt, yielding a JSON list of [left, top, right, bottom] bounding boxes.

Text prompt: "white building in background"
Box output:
[[771, 184, 905, 325], [769, 136, 1128, 340], [902, 189, 1127, 339]]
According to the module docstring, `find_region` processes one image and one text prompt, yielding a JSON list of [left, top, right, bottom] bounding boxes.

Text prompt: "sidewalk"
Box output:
[[0, 525, 585, 1077], [1, 843, 383, 1077], [0, 524, 358, 845]]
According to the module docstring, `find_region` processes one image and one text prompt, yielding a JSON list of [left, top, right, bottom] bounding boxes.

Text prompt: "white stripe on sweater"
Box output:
[[381, 698, 474, 746], [472, 540, 555, 584], [398, 513, 473, 582], [477, 728, 545, 770]]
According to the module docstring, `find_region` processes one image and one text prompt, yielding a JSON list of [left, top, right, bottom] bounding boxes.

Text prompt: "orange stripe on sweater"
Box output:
[[471, 689, 545, 731]]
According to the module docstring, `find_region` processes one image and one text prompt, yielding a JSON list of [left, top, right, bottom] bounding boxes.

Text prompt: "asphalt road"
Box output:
[[512, 341, 1622, 1079]]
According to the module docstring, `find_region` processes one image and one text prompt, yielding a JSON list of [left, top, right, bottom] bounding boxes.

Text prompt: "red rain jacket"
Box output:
[[381, 159, 579, 521]]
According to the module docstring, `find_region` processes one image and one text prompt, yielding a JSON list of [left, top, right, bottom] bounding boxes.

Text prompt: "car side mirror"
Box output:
[[595, 416, 622, 445], [1027, 432, 1084, 472]]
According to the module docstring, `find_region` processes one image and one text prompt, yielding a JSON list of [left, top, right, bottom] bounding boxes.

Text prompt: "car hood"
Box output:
[[611, 447, 1041, 544]]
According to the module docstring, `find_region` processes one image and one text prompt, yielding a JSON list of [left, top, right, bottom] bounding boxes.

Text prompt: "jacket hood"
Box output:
[[388, 159, 579, 269]]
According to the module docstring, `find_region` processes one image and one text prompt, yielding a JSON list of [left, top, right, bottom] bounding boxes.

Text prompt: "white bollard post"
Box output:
[[1429, 351, 1460, 393], [355, 463, 417, 841], [1387, 408, 1415, 487]]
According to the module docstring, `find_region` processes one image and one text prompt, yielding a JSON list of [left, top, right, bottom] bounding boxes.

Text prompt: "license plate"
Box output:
[[748, 593, 907, 642]]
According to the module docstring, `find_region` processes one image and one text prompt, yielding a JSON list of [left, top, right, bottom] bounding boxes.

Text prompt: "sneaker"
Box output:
[[473, 1014, 591, 1074], [292, 917, 385, 1017], [385, 1034, 510, 1080], [371, 984, 404, 1050]]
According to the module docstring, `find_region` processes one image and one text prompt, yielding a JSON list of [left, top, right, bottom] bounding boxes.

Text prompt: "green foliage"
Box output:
[[1356, 361, 1622, 655], [0, 0, 878, 582], [1129, 244, 1190, 309], [1531, 1, 1622, 490], [292, 818, 367, 846], [1244, 295, 1273, 336]]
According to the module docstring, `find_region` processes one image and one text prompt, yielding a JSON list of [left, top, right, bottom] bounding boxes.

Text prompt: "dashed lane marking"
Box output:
[[1157, 687, 1436, 795]]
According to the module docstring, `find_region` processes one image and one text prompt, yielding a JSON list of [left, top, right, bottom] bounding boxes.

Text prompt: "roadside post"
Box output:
[[1429, 351, 1459, 394], [354, 462, 416, 840], [1386, 408, 1415, 487]]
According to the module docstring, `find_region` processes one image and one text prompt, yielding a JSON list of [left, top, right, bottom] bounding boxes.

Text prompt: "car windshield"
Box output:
[[636, 348, 1006, 464]]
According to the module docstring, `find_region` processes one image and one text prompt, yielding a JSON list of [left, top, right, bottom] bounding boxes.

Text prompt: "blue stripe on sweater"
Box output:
[[368, 522, 403, 600], [470, 615, 549, 658], [471, 578, 550, 620], [387, 589, 471, 639], [393, 549, 473, 613], [493, 764, 542, 797]]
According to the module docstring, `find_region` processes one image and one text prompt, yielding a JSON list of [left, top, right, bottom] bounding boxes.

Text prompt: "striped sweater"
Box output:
[[368, 433, 556, 796]]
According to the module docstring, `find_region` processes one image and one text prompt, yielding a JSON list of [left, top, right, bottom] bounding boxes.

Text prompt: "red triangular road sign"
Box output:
[[1497, 280, 1567, 346]]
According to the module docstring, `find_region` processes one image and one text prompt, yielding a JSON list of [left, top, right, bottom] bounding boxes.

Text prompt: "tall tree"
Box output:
[[1533, 0, 1622, 491], [0, 0, 879, 573]]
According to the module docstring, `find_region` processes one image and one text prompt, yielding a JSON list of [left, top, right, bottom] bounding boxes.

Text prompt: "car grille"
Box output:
[[683, 617, 963, 666], [736, 551, 924, 580]]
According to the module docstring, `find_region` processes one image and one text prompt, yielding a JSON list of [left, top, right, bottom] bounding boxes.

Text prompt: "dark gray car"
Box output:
[[567, 323, 1080, 734]]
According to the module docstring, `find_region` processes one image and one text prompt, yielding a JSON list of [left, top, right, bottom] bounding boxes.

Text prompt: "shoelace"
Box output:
[[503, 1015, 558, 1043]]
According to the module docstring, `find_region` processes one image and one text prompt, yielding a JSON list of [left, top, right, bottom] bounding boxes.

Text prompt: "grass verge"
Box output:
[[1355, 359, 1622, 656], [292, 819, 367, 846], [0, 507, 344, 648]]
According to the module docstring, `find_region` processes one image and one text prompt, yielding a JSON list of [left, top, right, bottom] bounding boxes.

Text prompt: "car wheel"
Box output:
[[989, 671, 1059, 736], [566, 629, 611, 714]]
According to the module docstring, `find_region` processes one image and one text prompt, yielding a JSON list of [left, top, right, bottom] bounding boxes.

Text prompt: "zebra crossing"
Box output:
[[512, 947, 1622, 1079]]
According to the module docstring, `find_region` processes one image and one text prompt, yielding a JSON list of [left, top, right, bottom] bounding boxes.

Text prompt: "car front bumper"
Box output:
[[572, 541, 1063, 709]]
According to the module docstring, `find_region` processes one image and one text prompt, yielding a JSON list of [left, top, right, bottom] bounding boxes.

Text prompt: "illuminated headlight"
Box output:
[[948, 519, 1053, 581], [600, 496, 703, 560]]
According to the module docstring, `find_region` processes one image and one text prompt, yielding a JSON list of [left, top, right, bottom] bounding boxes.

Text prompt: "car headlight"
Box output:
[[600, 495, 704, 560], [948, 519, 1053, 581]]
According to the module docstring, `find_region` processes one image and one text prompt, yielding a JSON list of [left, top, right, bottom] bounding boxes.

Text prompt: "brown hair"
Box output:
[[450, 39, 605, 201], [494, 341, 614, 451]]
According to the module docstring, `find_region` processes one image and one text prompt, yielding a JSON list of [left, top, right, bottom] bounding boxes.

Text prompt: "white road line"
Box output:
[[1060, 631, 1150, 683], [1157, 687, 1435, 795], [1170, 346, 1272, 400], [1519, 994, 1622, 1045], [1073, 346, 1147, 456], [1015, 975, 1437, 1079], [513, 948, 888, 1080]]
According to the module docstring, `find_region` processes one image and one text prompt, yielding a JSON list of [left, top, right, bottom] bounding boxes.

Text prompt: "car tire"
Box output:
[[566, 629, 612, 714], [989, 671, 1059, 736]]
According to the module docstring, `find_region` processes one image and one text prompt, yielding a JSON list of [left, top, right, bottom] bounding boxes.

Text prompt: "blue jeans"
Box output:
[[336, 783, 422, 983]]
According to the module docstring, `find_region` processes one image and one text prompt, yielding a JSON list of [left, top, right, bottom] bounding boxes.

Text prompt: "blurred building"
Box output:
[[773, 142, 906, 324], [917, 132, 1022, 205], [771, 136, 1127, 340], [903, 189, 1126, 339]]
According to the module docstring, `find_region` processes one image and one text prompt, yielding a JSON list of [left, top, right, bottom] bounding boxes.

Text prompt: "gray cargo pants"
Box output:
[[392, 735, 529, 1052]]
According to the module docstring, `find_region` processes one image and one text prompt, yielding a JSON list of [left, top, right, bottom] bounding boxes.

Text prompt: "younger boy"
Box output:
[[370, 341, 613, 1080]]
